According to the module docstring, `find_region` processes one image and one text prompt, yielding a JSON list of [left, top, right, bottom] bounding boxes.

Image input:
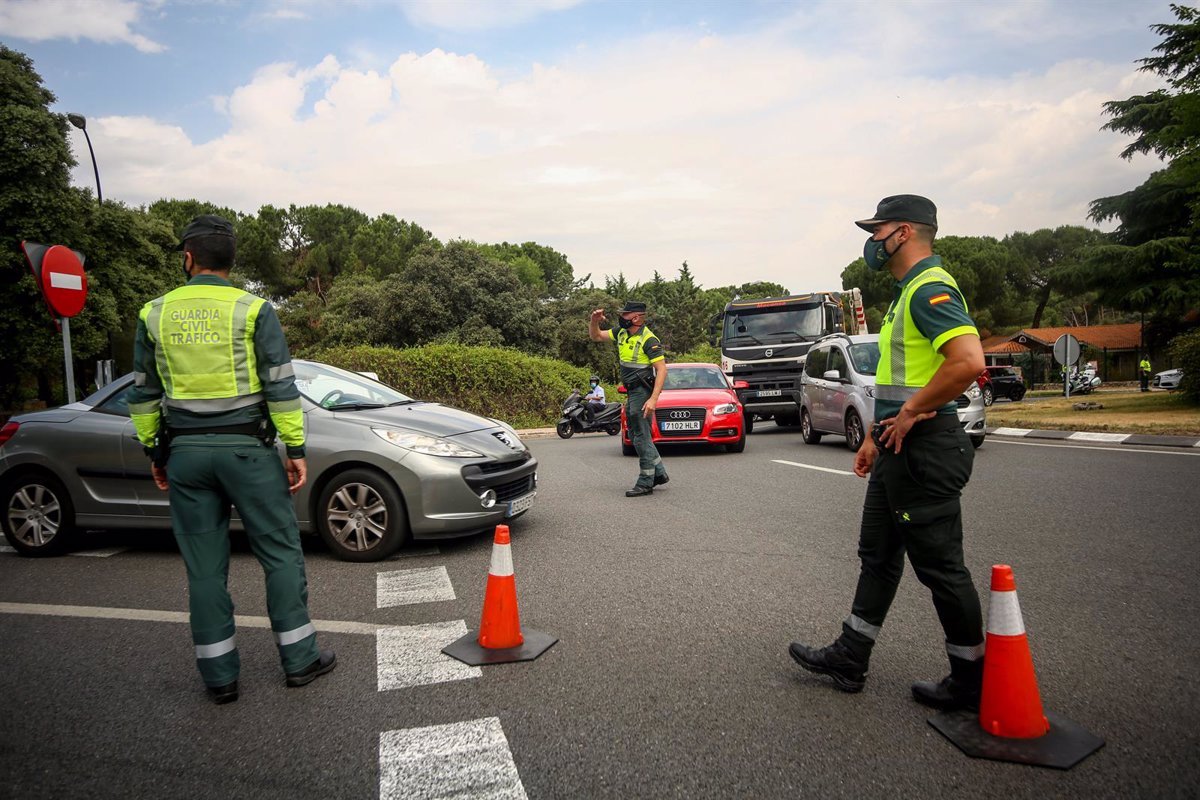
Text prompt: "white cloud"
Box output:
[[74, 25, 1162, 293], [0, 0, 165, 53], [397, 0, 585, 31]]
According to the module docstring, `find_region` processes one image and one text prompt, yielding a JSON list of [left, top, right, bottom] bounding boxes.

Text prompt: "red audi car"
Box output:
[[620, 363, 747, 454]]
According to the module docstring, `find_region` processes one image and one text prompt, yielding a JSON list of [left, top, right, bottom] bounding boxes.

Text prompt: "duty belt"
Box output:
[[168, 422, 262, 437], [871, 413, 959, 446]]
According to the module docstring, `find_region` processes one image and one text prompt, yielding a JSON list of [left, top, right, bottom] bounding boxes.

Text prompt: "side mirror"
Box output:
[[617, 385, 627, 394], [733, 380, 750, 390], [823, 369, 842, 381]]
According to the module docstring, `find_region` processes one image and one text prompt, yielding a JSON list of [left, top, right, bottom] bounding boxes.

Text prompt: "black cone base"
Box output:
[[442, 628, 558, 666], [929, 709, 1105, 769]]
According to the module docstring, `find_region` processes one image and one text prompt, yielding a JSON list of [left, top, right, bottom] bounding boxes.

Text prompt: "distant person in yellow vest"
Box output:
[[1139, 356, 1152, 392], [790, 195, 987, 712], [588, 300, 669, 496], [127, 215, 335, 704]]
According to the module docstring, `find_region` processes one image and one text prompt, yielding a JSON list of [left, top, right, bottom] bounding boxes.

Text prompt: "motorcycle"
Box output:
[[1064, 366, 1102, 395], [556, 389, 622, 439]]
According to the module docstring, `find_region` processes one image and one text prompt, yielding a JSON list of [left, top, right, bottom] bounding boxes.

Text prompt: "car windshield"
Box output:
[[723, 304, 824, 343], [294, 361, 414, 409], [665, 367, 728, 390], [847, 343, 879, 376]]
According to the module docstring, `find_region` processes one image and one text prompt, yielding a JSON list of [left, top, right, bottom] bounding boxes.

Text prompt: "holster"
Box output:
[[148, 427, 172, 468]]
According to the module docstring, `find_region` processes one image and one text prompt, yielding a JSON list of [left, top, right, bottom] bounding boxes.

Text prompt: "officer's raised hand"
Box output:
[[590, 308, 606, 322]]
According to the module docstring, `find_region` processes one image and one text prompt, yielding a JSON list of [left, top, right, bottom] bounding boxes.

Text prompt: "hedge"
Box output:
[[1169, 328, 1200, 403], [308, 344, 603, 428]]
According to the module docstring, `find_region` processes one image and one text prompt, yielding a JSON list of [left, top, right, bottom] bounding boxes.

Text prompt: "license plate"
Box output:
[[661, 420, 702, 431], [506, 491, 536, 517], [756, 389, 782, 397]]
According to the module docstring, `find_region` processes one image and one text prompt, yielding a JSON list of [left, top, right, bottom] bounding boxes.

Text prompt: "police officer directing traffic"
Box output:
[[790, 195, 988, 712], [589, 301, 670, 496], [127, 215, 335, 704]]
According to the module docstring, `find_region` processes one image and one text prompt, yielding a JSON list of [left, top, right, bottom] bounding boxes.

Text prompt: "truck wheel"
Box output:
[[800, 409, 822, 444], [844, 409, 864, 452], [743, 413, 754, 435]]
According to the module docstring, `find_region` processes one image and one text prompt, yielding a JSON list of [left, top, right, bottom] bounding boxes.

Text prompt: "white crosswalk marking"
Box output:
[[377, 566, 456, 607], [377, 621, 481, 690], [379, 717, 527, 800]]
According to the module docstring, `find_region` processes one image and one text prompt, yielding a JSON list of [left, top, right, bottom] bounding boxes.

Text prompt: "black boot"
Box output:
[[788, 640, 868, 693], [625, 485, 654, 497], [653, 474, 669, 486], [286, 650, 337, 687], [206, 680, 239, 705], [912, 655, 983, 711]]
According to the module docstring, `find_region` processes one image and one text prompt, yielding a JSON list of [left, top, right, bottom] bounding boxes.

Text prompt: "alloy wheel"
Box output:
[[325, 482, 388, 553], [7, 483, 62, 548]]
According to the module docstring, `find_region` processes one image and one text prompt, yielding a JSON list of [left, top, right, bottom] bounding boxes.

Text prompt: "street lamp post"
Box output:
[[67, 113, 102, 204]]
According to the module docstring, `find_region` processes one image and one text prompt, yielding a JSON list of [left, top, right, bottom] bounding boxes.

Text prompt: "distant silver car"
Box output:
[[800, 333, 986, 450], [0, 360, 537, 561], [1153, 368, 1183, 390]]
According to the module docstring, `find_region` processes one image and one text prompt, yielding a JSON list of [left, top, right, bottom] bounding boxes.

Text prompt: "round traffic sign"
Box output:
[[40, 245, 88, 318], [1053, 333, 1080, 366]]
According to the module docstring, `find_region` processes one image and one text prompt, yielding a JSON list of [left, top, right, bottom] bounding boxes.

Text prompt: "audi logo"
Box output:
[[669, 410, 692, 419]]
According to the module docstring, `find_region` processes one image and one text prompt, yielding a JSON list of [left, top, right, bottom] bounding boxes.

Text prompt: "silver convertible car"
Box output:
[[0, 360, 537, 562]]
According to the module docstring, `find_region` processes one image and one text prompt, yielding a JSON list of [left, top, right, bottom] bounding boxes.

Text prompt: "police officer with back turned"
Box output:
[[589, 301, 669, 496], [789, 195, 988, 712], [127, 215, 335, 704]]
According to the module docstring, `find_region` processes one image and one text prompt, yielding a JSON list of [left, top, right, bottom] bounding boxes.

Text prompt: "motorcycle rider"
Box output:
[[584, 375, 606, 420]]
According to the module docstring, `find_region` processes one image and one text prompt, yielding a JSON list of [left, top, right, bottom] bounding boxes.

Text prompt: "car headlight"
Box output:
[[489, 418, 527, 450], [372, 429, 483, 457], [864, 385, 875, 398], [966, 384, 982, 399], [713, 403, 737, 415]]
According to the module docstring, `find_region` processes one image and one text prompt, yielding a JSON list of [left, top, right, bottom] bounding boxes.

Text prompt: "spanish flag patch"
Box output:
[[929, 293, 952, 306]]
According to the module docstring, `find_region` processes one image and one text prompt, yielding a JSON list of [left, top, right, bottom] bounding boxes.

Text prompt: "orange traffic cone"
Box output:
[[478, 524, 523, 649], [979, 564, 1050, 738], [442, 525, 557, 666], [928, 564, 1104, 769]]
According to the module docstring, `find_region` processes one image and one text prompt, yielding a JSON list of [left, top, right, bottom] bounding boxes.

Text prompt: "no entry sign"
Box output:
[[21, 241, 89, 318]]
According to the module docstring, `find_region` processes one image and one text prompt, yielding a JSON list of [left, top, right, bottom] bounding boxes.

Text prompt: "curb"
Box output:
[[516, 427, 560, 439], [987, 427, 1200, 448]]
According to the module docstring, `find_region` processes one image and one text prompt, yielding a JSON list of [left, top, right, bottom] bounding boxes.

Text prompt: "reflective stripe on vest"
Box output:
[[876, 267, 967, 391], [140, 284, 267, 410]]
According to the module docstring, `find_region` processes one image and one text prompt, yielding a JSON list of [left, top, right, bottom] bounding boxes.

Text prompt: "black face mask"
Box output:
[[618, 316, 635, 330]]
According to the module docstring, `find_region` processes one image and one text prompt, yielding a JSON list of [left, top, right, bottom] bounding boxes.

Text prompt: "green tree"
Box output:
[[1087, 4, 1200, 326], [1004, 227, 1104, 329]]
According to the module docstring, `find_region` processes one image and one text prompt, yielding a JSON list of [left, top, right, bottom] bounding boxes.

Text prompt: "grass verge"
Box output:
[[986, 390, 1200, 436]]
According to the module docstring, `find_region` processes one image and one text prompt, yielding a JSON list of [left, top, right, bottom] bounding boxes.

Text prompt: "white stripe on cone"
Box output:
[[490, 543, 514, 577], [988, 589, 1025, 637]]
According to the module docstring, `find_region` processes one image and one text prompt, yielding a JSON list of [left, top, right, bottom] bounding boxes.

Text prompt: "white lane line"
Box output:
[[1068, 431, 1131, 443], [989, 439, 1200, 456], [377, 566, 456, 608], [991, 427, 1033, 437], [377, 621, 481, 691], [773, 459, 855, 476], [0, 545, 127, 557], [391, 547, 442, 559], [380, 717, 527, 800], [0, 602, 384, 635]]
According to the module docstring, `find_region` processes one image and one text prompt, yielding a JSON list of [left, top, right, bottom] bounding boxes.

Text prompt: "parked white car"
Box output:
[[1153, 368, 1183, 390]]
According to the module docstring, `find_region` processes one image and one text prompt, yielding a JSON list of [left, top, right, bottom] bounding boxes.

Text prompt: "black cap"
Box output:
[[620, 300, 647, 313], [855, 195, 937, 232], [175, 214, 236, 251]]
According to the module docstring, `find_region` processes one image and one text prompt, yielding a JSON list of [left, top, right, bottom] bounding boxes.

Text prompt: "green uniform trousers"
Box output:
[[840, 416, 985, 666], [626, 386, 667, 489], [167, 433, 319, 687]]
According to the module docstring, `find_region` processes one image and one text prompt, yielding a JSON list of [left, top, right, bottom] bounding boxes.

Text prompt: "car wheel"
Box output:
[[982, 385, 995, 406], [622, 442, 637, 456], [316, 468, 408, 562], [555, 421, 574, 439], [971, 435, 985, 449], [743, 413, 755, 435], [726, 430, 747, 453], [844, 409, 864, 452], [606, 424, 620, 436], [1012, 386, 1026, 402], [1, 471, 77, 557], [800, 409, 822, 444]]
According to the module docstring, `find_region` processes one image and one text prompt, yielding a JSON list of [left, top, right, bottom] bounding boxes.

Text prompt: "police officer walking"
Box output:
[[127, 215, 335, 704], [789, 195, 988, 711], [589, 301, 669, 496], [1139, 356, 1152, 392]]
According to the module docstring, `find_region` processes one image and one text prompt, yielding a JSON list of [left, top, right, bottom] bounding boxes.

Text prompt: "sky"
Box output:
[[0, 0, 1171, 292]]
